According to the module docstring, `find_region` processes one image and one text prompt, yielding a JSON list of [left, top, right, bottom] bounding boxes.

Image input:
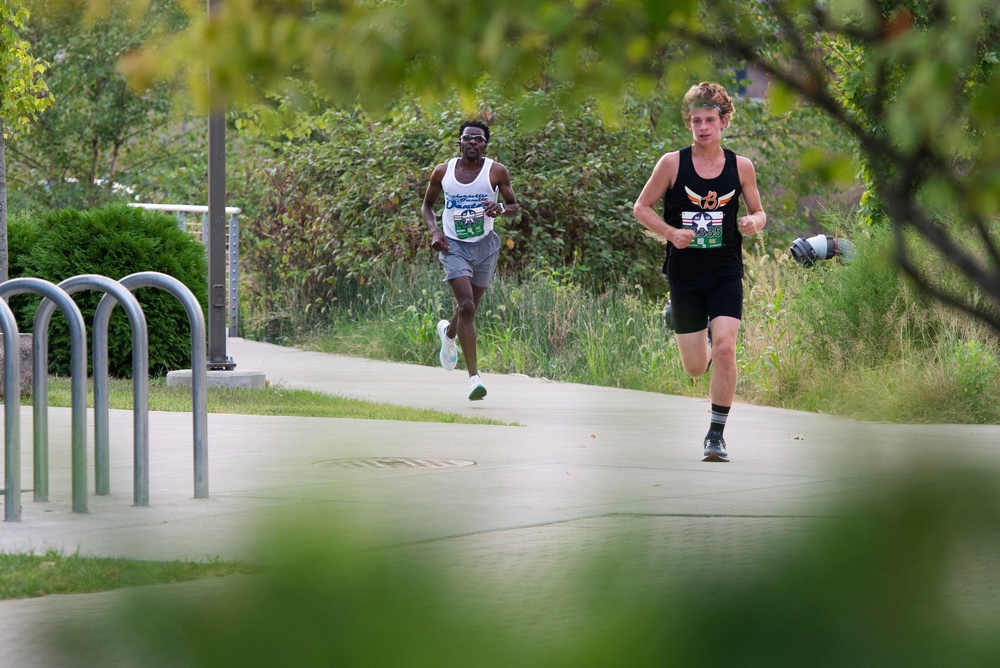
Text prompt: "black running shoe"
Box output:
[[702, 433, 729, 462]]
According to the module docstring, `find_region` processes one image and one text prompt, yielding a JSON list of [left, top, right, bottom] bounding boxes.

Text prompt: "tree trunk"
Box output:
[[0, 123, 8, 284]]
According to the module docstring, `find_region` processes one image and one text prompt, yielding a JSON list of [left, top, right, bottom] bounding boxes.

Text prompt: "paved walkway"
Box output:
[[2, 337, 999, 665]]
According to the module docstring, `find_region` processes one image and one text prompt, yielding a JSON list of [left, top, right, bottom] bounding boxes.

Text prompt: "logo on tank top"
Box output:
[[682, 186, 735, 249]]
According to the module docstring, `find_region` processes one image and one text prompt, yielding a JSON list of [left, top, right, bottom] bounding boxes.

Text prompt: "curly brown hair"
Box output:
[[681, 82, 735, 126]]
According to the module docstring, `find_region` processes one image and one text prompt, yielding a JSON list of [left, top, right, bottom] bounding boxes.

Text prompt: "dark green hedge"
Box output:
[[8, 203, 207, 377]]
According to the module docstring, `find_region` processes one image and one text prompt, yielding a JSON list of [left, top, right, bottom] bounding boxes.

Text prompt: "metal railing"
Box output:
[[96, 272, 209, 500], [128, 203, 240, 337], [36, 275, 148, 504], [0, 300, 20, 522]]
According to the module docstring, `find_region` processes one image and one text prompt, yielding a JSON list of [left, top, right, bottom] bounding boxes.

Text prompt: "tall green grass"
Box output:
[[297, 267, 700, 397], [745, 222, 1000, 423], [262, 216, 1000, 425]]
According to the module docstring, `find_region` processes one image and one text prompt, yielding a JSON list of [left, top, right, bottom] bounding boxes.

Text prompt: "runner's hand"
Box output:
[[670, 227, 696, 249], [738, 216, 758, 235], [431, 230, 450, 252]]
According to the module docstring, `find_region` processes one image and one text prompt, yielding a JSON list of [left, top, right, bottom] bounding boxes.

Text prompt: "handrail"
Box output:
[[129, 203, 241, 215]]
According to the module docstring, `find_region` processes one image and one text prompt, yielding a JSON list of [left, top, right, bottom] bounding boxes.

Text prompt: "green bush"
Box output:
[[951, 339, 1000, 423], [240, 87, 853, 339], [9, 203, 208, 377], [7, 211, 40, 279]]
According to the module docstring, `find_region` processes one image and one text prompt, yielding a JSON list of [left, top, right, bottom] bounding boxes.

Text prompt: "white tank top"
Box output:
[[441, 157, 496, 243]]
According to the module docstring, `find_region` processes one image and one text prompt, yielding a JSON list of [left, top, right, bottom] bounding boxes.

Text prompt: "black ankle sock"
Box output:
[[708, 403, 731, 435]]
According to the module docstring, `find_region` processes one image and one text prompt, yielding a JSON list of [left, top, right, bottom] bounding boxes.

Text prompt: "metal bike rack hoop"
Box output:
[[95, 271, 209, 499], [41, 275, 149, 505], [0, 301, 20, 521], [0, 278, 88, 513]]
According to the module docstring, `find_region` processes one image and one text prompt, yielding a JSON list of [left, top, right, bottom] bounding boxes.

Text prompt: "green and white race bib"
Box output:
[[682, 211, 724, 249], [455, 208, 486, 240]]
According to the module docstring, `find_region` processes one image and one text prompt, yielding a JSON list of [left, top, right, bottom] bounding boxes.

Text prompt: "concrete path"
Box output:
[[1, 337, 998, 665]]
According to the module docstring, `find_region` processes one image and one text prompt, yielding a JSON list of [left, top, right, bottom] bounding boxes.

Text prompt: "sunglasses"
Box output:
[[460, 134, 487, 143]]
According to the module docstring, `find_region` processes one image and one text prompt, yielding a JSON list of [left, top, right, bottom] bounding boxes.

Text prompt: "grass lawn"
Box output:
[[0, 551, 253, 601], [2, 375, 514, 601], [37, 376, 517, 425]]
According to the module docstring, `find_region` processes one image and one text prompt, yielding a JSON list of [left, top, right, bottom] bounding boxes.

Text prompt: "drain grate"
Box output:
[[315, 457, 475, 470]]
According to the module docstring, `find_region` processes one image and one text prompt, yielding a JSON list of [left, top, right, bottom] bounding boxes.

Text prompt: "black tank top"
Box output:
[[661, 146, 744, 279]]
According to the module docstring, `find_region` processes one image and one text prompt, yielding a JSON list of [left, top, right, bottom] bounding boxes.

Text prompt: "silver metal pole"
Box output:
[[1, 300, 20, 521], [228, 212, 239, 337], [0, 278, 88, 512]]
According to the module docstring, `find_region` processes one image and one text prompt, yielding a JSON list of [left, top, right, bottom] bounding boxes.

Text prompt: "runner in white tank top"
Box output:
[[440, 156, 497, 243], [422, 121, 519, 400]]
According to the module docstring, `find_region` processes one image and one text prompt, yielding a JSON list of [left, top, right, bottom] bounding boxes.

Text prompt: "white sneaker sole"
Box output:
[[440, 349, 457, 371], [437, 321, 457, 371]]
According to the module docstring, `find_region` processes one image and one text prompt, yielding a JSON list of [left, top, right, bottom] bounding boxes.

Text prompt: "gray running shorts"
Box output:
[[439, 231, 500, 287]]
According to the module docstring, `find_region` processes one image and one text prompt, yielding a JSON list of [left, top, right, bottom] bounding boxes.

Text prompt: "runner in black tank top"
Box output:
[[632, 82, 767, 463], [662, 146, 744, 280]]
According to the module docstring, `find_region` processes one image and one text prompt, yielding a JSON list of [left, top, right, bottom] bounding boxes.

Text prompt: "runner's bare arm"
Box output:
[[633, 152, 694, 249], [736, 156, 766, 235], [422, 163, 450, 251], [488, 162, 518, 218]]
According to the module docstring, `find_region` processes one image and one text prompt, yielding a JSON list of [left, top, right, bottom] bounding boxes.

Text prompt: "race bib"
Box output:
[[682, 211, 723, 249], [455, 207, 486, 240]]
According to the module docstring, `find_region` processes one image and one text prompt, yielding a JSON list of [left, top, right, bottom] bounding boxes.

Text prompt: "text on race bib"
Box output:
[[682, 211, 723, 249]]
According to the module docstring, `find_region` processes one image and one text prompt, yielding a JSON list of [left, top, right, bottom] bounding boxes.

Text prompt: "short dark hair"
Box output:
[[459, 120, 490, 143]]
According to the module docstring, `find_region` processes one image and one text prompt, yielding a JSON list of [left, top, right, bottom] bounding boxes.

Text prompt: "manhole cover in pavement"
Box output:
[[315, 458, 476, 470]]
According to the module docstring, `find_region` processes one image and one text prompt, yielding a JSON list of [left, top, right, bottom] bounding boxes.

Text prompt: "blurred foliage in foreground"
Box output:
[[50, 464, 1000, 665]]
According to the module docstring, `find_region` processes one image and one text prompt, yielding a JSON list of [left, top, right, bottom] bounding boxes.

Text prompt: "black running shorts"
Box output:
[[667, 274, 743, 334]]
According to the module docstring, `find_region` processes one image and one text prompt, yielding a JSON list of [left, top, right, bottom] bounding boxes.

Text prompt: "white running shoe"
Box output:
[[468, 374, 487, 401], [437, 319, 458, 370]]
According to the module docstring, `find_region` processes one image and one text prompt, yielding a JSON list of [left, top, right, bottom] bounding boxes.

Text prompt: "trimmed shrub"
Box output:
[[9, 203, 207, 377]]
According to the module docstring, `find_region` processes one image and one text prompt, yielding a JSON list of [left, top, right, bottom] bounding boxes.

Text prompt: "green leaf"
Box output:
[[766, 82, 797, 116]]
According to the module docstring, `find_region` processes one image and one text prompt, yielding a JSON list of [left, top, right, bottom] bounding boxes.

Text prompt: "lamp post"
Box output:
[[207, 0, 235, 370]]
